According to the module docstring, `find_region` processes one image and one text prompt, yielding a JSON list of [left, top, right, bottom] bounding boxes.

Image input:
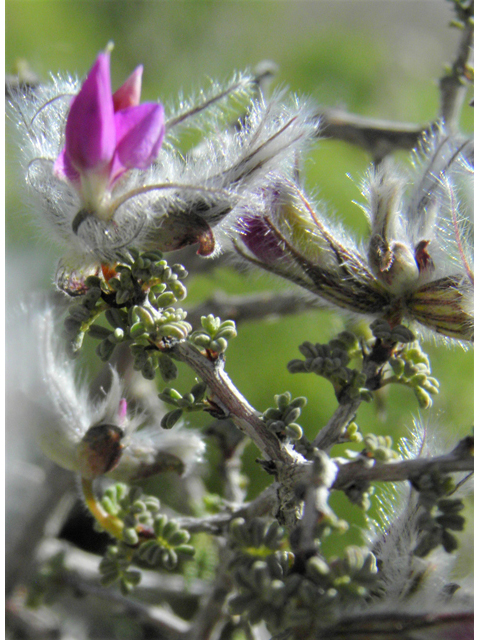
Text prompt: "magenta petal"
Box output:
[[64, 52, 116, 172], [53, 147, 81, 184], [113, 65, 143, 111], [113, 103, 165, 172], [118, 398, 128, 426], [240, 216, 286, 264]]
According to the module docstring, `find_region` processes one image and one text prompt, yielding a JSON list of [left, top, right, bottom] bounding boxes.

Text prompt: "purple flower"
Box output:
[[240, 215, 286, 264], [54, 51, 165, 220]]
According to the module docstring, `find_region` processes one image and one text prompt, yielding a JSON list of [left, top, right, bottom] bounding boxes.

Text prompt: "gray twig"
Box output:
[[177, 484, 278, 534], [317, 108, 425, 163], [332, 437, 474, 491], [6, 462, 75, 596], [176, 437, 473, 535], [60, 574, 191, 639], [187, 289, 318, 330], [166, 340, 294, 465], [439, 21, 474, 130], [36, 537, 209, 602]]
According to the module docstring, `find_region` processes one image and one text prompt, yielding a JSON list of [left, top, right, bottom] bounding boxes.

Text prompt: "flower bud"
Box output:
[[77, 423, 124, 479]]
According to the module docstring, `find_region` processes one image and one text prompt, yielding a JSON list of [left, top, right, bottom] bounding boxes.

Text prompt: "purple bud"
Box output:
[[240, 216, 285, 264]]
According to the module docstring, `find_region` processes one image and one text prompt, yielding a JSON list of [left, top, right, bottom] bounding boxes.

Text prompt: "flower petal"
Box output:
[[53, 146, 81, 184], [112, 65, 143, 111], [118, 398, 128, 426], [111, 102, 164, 179], [240, 216, 286, 263], [64, 52, 116, 172]]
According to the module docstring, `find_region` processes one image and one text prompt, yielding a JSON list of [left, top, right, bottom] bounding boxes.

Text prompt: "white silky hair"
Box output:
[[9, 69, 316, 264], [25, 302, 205, 478], [361, 129, 474, 285], [407, 130, 474, 288], [105, 91, 316, 259], [365, 484, 473, 618], [363, 158, 408, 243], [33, 304, 127, 472], [364, 418, 473, 614]]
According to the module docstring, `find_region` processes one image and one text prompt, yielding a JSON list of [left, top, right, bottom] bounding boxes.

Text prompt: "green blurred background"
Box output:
[[6, 1, 473, 563]]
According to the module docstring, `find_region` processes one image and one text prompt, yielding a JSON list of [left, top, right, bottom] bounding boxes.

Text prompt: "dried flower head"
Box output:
[[232, 129, 473, 343]]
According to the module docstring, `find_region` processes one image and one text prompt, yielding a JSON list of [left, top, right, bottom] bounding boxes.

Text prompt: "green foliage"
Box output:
[[25, 552, 67, 609], [158, 380, 208, 429], [138, 514, 195, 570], [99, 545, 141, 595], [190, 315, 238, 354], [229, 517, 287, 557], [287, 321, 416, 404], [287, 330, 367, 400], [363, 434, 400, 463], [369, 319, 415, 344], [261, 392, 307, 442], [98, 483, 195, 592], [229, 542, 379, 635], [64, 249, 190, 376], [387, 341, 440, 408], [448, 0, 474, 26], [411, 472, 467, 557], [100, 484, 161, 544], [6, 4, 473, 635]]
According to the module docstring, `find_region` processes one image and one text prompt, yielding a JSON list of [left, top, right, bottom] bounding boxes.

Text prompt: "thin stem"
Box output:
[[187, 545, 234, 640], [109, 182, 233, 218], [379, 375, 401, 387], [6, 463, 74, 596], [35, 538, 191, 638], [80, 476, 125, 541], [186, 290, 318, 329], [29, 92, 74, 127], [37, 537, 208, 600], [313, 358, 382, 451], [301, 611, 473, 639], [177, 484, 279, 534], [294, 477, 322, 557]]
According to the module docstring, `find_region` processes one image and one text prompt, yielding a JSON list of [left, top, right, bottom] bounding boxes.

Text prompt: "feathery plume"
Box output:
[[231, 129, 473, 342], [31, 304, 204, 479]]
